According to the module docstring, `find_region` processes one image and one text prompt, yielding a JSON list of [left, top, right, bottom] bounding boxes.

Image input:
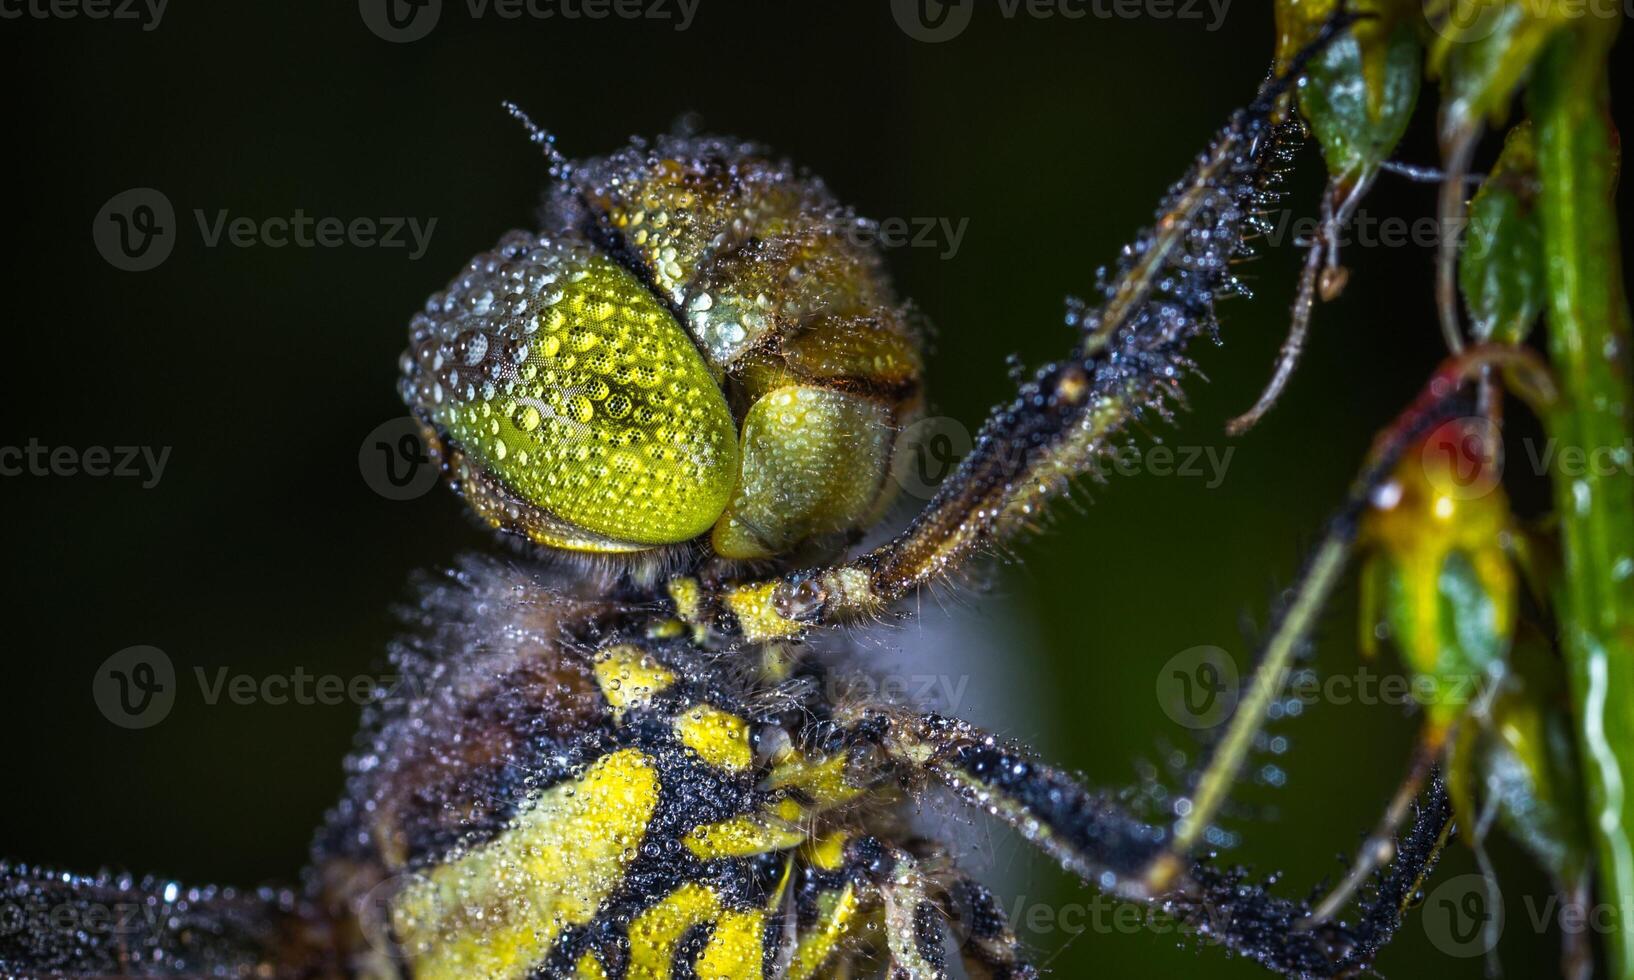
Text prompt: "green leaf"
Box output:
[[1371, 549, 1514, 735], [1427, 0, 1574, 137], [1480, 636, 1594, 892], [1461, 122, 1546, 343], [1276, 0, 1421, 188]]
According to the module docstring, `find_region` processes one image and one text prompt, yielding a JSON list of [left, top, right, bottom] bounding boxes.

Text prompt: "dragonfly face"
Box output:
[[400, 135, 923, 560]]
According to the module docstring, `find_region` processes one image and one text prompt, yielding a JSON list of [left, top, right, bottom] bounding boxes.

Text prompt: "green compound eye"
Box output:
[[402, 233, 739, 551]]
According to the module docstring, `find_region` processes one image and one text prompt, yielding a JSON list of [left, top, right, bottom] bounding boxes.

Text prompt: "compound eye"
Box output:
[[404, 236, 739, 551]]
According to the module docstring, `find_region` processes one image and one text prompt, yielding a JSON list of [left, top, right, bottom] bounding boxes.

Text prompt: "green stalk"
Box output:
[[1530, 22, 1634, 978], [1168, 537, 1350, 861]]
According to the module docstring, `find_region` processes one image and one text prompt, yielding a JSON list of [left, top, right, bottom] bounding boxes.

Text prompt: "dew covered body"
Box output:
[[315, 138, 1026, 978], [314, 557, 981, 979]]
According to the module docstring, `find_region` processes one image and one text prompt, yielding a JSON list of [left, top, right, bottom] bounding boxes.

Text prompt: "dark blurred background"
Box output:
[[3, 1, 1631, 976]]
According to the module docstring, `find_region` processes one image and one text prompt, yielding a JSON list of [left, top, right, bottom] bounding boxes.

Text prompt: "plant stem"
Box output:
[[1167, 536, 1350, 862], [1530, 22, 1634, 978]]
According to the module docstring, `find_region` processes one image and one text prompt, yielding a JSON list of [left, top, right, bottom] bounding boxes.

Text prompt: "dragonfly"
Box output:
[[2, 12, 1470, 979]]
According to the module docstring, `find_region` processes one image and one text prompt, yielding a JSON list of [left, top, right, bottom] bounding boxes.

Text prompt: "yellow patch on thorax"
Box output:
[[675, 703, 753, 770], [627, 882, 765, 979], [725, 582, 803, 640], [764, 751, 866, 810], [683, 812, 808, 860], [804, 831, 852, 872], [788, 882, 861, 980], [594, 644, 676, 721], [390, 748, 659, 979], [666, 576, 704, 623]]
